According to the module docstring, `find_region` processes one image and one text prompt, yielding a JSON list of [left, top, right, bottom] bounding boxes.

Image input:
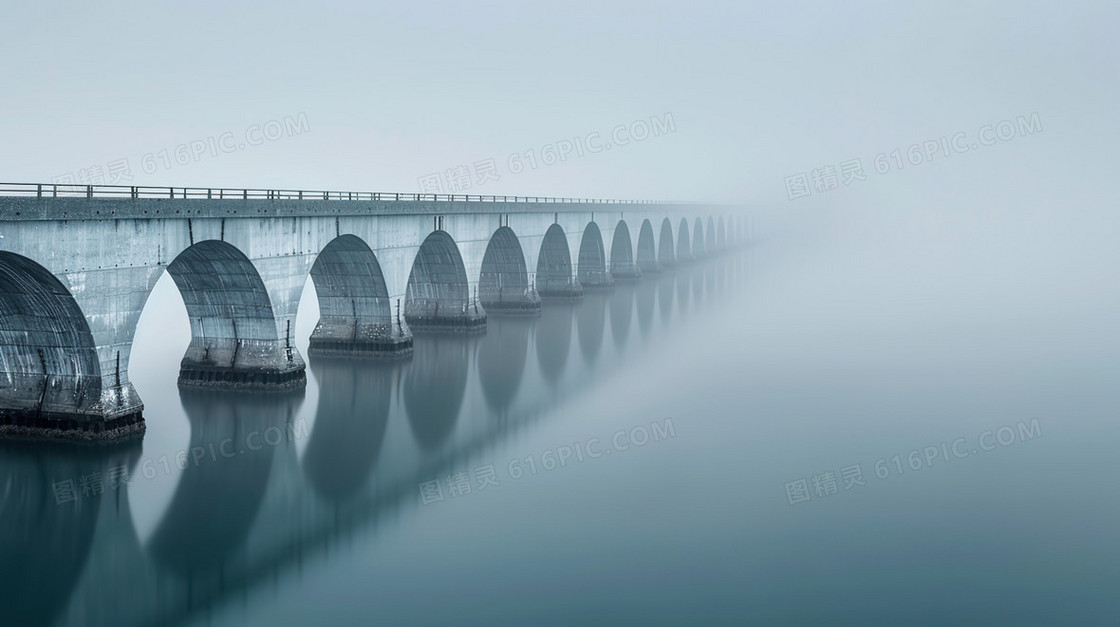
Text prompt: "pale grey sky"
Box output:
[[2, 1, 1116, 211]]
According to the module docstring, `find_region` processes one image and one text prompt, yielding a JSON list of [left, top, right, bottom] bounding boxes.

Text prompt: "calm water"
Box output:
[[3, 233, 1118, 626]]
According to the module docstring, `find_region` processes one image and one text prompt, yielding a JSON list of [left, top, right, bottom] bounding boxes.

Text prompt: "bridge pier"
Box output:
[[307, 234, 414, 359], [611, 264, 642, 281], [308, 321, 414, 359], [0, 394, 145, 443], [405, 303, 487, 334], [178, 338, 306, 390], [405, 231, 488, 335], [538, 278, 584, 302], [480, 290, 542, 316]]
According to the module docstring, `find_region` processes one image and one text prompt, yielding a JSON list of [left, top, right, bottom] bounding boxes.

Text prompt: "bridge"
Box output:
[[0, 255, 744, 627], [0, 183, 744, 442]]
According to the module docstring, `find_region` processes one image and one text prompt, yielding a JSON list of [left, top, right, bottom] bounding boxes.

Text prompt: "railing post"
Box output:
[[86, 185, 92, 198], [36, 184, 42, 198]]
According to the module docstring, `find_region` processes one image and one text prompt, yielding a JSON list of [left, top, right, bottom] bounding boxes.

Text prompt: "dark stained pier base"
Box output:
[[611, 266, 642, 281], [308, 335, 414, 359], [406, 311, 487, 335], [178, 366, 307, 391], [538, 282, 584, 303], [0, 407, 145, 443]]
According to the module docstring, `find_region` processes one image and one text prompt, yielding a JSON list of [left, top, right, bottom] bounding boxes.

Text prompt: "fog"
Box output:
[[2, 2, 1118, 624]]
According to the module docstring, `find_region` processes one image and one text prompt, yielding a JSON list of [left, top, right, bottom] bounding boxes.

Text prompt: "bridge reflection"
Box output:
[[0, 251, 743, 627]]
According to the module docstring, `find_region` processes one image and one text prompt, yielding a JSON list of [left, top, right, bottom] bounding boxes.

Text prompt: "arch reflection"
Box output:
[[658, 270, 674, 325], [303, 357, 394, 501], [577, 290, 607, 367], [636, 277, 656, 339], [0, 442, 137, 627], [477, 316, 532, 414], [609, 281, 635, 351], [403, 336, 470, 451], [536, 302, 575, 386], [676, 264, 691, 314], [148, 388, 302, 575]]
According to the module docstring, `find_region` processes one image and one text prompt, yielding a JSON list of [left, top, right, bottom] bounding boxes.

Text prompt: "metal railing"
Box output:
[[0, 182, 664, 205]]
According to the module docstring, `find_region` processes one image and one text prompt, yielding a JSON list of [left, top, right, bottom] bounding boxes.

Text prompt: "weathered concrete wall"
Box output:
[[0, 196, 735, 440]]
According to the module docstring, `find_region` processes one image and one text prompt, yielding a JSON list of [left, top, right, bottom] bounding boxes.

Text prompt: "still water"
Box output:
[[2, 237, 1117, 626]]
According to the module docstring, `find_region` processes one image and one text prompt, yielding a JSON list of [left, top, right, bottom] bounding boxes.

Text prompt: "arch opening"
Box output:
[[405, 231, 486, 334], [536, 224, 582, 301], [308, 234, 412, 358], [636, 219, 660, 275], [717, 217, 727, 250], [578, 222, 613, 289], [610, 220, 641, 280], [706, 216, 717, 253], [167, 239, 305, 390], [480, 226, 540, 315]]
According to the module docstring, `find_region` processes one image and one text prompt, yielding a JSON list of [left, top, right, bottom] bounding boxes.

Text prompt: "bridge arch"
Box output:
[[578, 221, 612, 288], [167, 239, 305, 390], [610, 220, 640, 280], [536, 223, 582, 301], [693, 218, 706, 257], [308, 234, 411, 358], [480, 226, 540, 314], [658, 218, 675, 268], [636, 219, 659, 274], [706, 216, 717, 252], [405, 231, 485, 333], [0, 251, 113, 435]]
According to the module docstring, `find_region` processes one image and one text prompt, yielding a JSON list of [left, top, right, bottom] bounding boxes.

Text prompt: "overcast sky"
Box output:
[[1, 1, 1114, 208]]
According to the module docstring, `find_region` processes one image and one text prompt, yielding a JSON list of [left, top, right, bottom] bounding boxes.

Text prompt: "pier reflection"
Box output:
[[303, 358, 393, 501], [404, 336, 470, 451], [478, 316, 532, 415], [537, 302, 575, 386], [578, 291, 607, 367], [148, 389, 303, 575], [0, 442, 139, 627]]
